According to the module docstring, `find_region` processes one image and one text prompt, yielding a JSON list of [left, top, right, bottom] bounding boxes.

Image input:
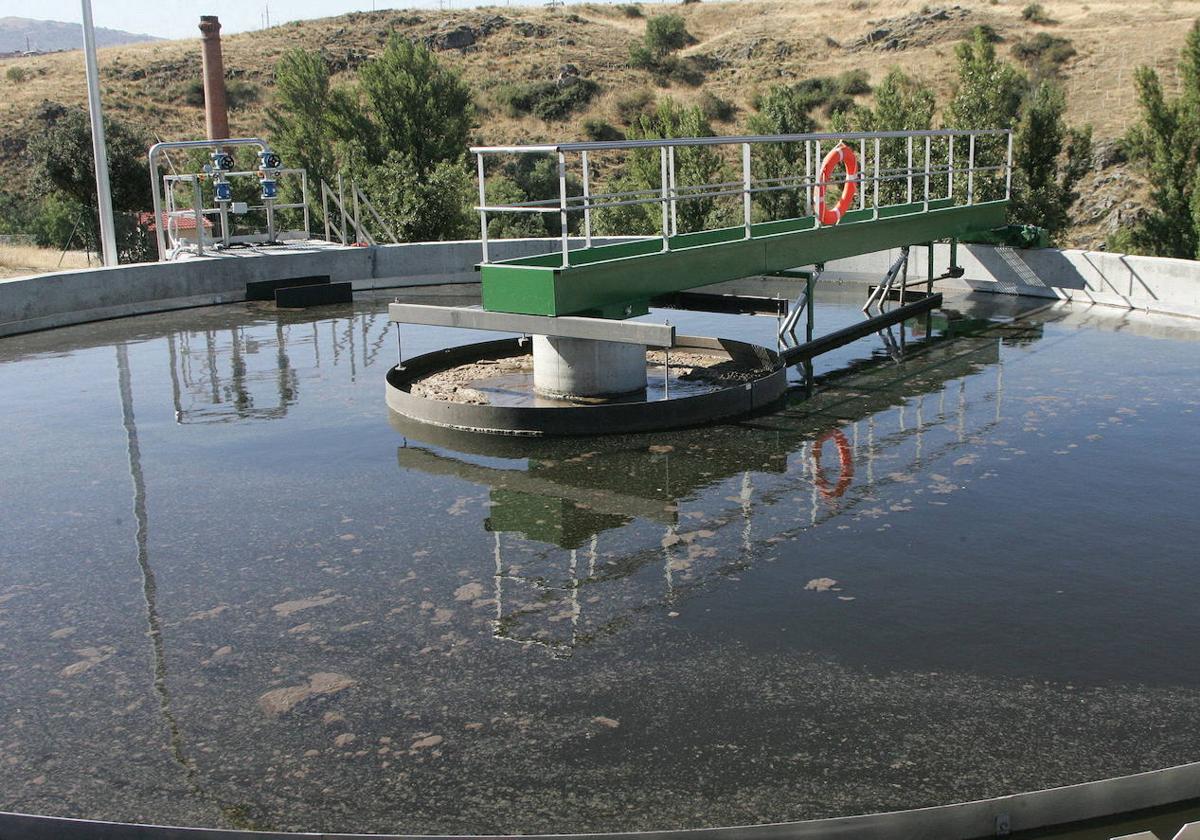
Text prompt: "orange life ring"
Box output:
[[814, 143, 859, 226], [812, 428, 855, 499]]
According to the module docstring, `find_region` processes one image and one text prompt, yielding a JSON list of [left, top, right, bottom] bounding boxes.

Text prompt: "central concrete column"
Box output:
[[532, 335, 646, 398]]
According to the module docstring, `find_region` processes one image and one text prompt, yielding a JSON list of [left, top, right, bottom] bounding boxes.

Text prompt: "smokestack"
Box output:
[[199, 15, 229, 140]]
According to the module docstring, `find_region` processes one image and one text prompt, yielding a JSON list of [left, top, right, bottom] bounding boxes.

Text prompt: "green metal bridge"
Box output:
[[471, 129, 1011, 319]]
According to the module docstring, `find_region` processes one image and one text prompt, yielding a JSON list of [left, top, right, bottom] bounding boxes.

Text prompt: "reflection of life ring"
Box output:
[[814, 143, 859, 226], [812, 428, 855, 498]]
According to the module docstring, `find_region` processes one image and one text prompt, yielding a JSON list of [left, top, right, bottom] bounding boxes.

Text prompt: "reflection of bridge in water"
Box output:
[[395, 313, 1045, 656]]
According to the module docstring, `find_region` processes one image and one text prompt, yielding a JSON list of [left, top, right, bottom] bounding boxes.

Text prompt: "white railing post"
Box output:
[[337, 173, 348, 244], [191, 177, 204, 257], [322, 181, 332, 242], [300, 171, 310, 240], [858, 138, 866, 211], [477, 152, 489, 263], [742, 142, 752, 239], [906, 135, 914, 204], [924, 135, 931, 212], [804, 140, 813, 217], [873, 137, 880, 220], [660, 146, 670, 252], [967, 134, 976, 206], [947, 135, 955, 200], [668, 145, 678, 237], [813, 139, 822, 228], [1005, 130, 1014, 200], [558, 150, 569, 268], [581, 149, 592, 248]]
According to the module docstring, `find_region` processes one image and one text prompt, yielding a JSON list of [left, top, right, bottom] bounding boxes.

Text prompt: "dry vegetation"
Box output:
[[0, 0, 1196, 246], [0, 244, 95, 280]]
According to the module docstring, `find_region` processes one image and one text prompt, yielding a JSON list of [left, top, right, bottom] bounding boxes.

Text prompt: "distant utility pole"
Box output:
[[80, 0, 118, 267]]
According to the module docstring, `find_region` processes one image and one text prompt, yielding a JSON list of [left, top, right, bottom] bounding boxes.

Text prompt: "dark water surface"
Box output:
[[2, 286, 1199, 834]]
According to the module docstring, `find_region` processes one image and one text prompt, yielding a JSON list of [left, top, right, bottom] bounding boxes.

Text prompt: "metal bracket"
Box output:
[[863, 246, 911, 314]]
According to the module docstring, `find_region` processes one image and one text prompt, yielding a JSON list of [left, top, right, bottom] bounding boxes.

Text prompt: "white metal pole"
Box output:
[[741, 143, 752, 239], [81, 0, 118, 266]]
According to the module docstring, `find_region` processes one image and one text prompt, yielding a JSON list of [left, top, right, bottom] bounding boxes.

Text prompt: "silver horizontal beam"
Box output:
[[388, 304, 674, 347]]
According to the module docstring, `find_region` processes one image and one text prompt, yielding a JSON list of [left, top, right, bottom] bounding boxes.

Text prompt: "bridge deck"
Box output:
[[480, 199, 1007, 317]]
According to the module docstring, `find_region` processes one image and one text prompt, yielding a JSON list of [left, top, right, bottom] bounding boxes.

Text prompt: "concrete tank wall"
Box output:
[[824, 244, 1200, 320], [2, 238, 1200, 338]]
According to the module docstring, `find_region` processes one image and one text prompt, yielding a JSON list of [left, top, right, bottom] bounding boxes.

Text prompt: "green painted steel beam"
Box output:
[[482, 200, 1008, 319], [480, 200, 1008, 317]]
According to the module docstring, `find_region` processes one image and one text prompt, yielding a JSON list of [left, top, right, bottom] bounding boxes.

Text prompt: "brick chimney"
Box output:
[[198, 16, 229, 140]]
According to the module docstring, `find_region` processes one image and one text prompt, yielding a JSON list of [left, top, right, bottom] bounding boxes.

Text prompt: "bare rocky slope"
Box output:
[[0, 0, 1193, 248]]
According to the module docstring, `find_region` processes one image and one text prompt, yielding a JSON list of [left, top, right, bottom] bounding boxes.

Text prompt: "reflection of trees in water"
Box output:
[[164, 310, 392, 424], [399, 318, 1044, 657]]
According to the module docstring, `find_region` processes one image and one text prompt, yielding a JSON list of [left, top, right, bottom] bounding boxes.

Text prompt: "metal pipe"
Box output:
[[81, 0, 118, 266]]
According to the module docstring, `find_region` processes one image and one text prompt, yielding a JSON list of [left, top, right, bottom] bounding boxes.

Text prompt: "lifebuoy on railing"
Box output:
[[814, 143, 859, 226], [812, 428, 855, 498]]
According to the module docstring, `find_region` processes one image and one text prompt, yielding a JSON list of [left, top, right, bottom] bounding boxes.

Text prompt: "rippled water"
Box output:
[[1, 285, 1199, 834]]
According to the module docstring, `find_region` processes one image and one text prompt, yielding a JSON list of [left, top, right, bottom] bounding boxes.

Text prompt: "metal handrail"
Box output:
[[470, 127, 1011, 155], [473, 129, 1013, 268]]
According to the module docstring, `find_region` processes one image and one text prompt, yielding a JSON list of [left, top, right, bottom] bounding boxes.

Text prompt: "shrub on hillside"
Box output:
[[583, 118, 625, 141], [1021, 2, 1056, 24], [1011, 33, 1076, 77], [496, 77, 600, 121]]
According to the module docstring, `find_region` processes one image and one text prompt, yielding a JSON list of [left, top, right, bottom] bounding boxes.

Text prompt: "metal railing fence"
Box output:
[[471, 129, 1013, 268]]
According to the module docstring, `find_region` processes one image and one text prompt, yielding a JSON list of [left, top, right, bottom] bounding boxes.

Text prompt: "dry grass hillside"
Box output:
[[1, 0, 1198, 246]]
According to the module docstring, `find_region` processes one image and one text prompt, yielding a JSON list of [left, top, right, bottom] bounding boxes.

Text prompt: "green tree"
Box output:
[[833, 68, 936, 205], [357, 36, 473, 174], [644, 14, 690, 58], [265, 49, 362, 191], [27, 104, 153, 262], [1120, 21, 1200, 257], [357, 152, 475, 243], [1010, 81, 1092, 238], [945, 26, 1026, 202], [595, 98, 730, 236], [265, 39, 476, 242], [747, 85, 816, 221]]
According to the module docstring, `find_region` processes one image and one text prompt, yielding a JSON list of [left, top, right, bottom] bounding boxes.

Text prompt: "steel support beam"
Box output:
[[388, 303, 674, 347], [781, 294, 943, 366]]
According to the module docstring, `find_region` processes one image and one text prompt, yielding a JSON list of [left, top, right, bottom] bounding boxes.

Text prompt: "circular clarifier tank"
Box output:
[[2, 288, 1200, 839]]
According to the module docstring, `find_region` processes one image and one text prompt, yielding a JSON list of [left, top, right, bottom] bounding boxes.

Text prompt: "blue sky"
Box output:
[[1, 0, 647, 40]]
